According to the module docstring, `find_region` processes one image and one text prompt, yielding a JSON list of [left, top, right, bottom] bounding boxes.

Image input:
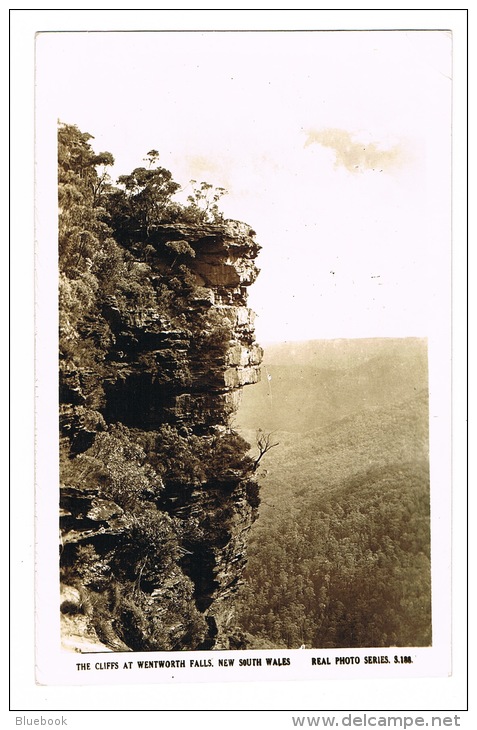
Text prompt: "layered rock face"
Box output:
[[101, 221, 262, 429], [60, 219, 263, 651]]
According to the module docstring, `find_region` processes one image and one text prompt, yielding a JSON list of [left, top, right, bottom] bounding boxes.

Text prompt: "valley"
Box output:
[[235, 338, 431, 649]]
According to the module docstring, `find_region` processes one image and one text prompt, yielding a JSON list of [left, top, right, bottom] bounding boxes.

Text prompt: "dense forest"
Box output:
[[235, 339, 432, 648], [58, 123, 263, 651]]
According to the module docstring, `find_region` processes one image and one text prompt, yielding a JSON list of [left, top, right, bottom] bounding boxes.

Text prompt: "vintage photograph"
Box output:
[[32, 23, 454, 685]]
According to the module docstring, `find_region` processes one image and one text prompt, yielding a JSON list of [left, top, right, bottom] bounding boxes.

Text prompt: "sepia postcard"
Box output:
[[12, 9, 468, 712]]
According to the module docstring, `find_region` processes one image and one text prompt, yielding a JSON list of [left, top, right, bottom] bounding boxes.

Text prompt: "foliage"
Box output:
[[135, 426, 254, 487], [164, 238, 196, 266], [58, 123, 252, 652], [183, 180, 228, 224], [114, 506, 182, 586], [235, 374, 431, 649], [58, 123, 117, 275], [236, 462, 431, 648], [107, 165, 228, 243], [62, 547, 208, 651], [136, 425, 209, 487], [206, 430, 255, 481], [60, 423, 210, 650], [58, 124, 128, 435], [112, 164, 182, 235], [70, 424, 163, 508]]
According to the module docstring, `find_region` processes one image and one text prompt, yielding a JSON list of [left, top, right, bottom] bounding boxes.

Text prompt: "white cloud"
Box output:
[[36, 28, 451, 342]]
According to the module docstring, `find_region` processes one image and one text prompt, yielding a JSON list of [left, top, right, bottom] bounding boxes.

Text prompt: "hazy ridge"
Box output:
[[237, 337, 428, 434]]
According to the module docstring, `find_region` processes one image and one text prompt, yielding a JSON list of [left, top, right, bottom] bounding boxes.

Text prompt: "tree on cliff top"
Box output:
[[108, 153, 228, 243], [58, 122, 116, 273], [114, 164, 182, 235], [183, 180, 228, 225]]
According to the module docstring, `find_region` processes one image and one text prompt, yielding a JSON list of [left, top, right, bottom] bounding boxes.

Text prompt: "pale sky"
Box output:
[[36, 29, 452, 344]]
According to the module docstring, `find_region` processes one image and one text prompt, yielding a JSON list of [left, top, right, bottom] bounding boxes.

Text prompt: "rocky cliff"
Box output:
[[60, 217, 263, 652], [101, 221, 262, 429]]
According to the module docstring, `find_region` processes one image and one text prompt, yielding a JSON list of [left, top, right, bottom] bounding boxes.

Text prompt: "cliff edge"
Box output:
[[58, 125, 263, 652]]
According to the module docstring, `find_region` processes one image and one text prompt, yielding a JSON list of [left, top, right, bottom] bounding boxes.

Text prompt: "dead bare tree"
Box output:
[[252, 429, 279, 473]]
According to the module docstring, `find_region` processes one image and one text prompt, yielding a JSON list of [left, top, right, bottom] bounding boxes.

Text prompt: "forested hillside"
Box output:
[[235, 339, 431, 648]]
